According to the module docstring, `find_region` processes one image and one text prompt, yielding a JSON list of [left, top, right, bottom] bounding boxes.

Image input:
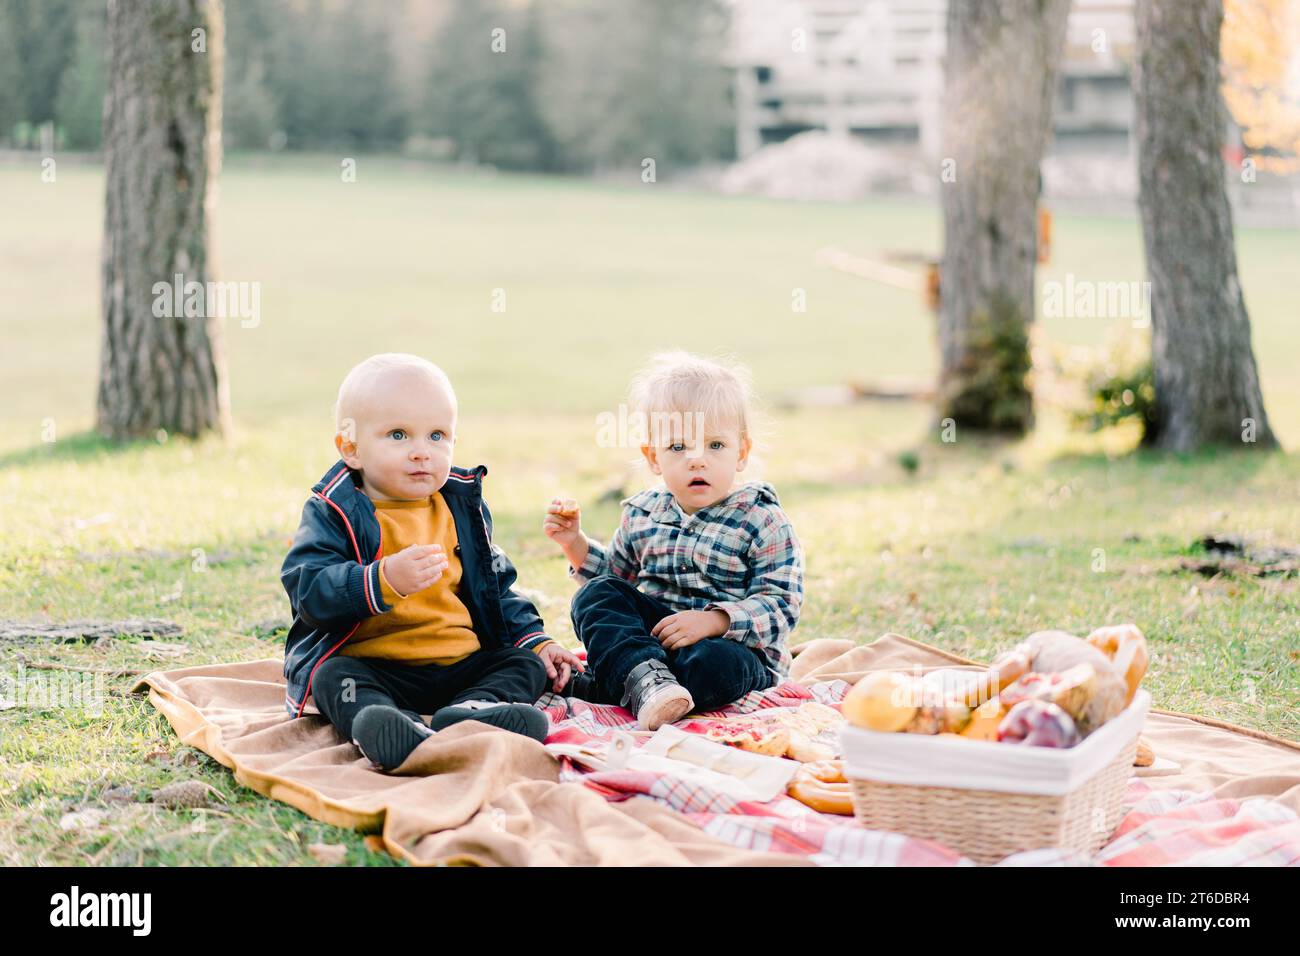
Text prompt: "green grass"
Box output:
[[1, 154, 1297, 865]]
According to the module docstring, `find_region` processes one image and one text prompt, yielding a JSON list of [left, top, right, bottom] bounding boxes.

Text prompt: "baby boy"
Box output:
[[280, 353, 582, 771]]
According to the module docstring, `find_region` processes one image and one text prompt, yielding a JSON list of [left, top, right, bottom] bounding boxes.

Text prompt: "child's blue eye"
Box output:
[[710, 440, 724, 450], [390, 429, 446, 441], [669, 443, 685, 453]]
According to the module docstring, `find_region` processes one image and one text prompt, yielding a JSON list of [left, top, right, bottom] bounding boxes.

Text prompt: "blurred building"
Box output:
[[727, 0, 1136, 160]]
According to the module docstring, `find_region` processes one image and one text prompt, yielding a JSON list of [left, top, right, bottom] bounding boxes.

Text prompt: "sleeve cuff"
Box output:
[[350, 560, 393, 617], [569, 537, 606, 581], [514, 632, 553, 653], [377, 557, 407, 605], [704, 601, 748, 642]]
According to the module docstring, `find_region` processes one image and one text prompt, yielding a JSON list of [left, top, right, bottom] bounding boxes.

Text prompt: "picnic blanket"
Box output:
[[130, 634, 1300, 866]]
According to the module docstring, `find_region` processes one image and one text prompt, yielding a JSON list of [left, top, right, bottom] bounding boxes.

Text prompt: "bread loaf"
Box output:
[[1086, 623, 1150, 706]]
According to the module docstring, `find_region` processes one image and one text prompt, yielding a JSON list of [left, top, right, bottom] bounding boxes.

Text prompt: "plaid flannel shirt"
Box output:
[[570, 481, 803, 680]]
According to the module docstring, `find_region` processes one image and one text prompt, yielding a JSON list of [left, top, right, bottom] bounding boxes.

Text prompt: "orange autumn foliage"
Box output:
[[1222, 0, 1300, 173]]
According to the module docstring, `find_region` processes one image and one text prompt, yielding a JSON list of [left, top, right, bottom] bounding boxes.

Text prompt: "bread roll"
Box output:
[[922, 657, 1028, 709], [1020, 629, 1115, 675], [787, 732, 837, 763], [1086, 623, 1149, 706], [788, 760, 854, 815]]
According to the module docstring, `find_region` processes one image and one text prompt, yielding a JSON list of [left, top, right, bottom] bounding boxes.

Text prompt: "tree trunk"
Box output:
[[1133, 0, 1276, 451], [937, 0, 1071, 433], [97, 0, 230, 441]]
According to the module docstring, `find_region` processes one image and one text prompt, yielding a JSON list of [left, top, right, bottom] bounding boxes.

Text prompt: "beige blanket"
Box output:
[[130, 634, 1300, 865]]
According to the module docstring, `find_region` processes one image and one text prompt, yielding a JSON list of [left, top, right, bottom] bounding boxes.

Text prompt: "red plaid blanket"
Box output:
[[536, 679, 1300, 866]]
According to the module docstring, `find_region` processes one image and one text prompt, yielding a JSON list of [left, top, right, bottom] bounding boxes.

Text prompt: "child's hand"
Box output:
[[537, 641, 585, 693], [652, 609, 731, 650], [382, 543, 448, 597], [543, 497, 583, 547]]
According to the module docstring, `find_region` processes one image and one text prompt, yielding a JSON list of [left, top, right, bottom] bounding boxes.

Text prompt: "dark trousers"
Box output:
[[311, 646, 548, 740], [569, 575, 772, 712]]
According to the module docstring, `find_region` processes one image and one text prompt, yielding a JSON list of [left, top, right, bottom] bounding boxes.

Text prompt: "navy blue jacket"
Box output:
[[279, 459, 551, 717]]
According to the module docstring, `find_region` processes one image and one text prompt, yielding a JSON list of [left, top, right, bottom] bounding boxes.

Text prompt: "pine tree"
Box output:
[[0, 1, 26, 142], [53, 0, 106, 150], [424, 0, 554, 169]]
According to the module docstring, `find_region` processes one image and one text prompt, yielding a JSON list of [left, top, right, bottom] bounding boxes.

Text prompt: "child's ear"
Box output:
[[335, 432, 361, 469], [736, 435, 753, 471], [640, 444, 662, 475]]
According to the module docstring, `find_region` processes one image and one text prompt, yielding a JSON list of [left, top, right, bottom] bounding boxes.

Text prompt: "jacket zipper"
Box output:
[[293, 488, 379, 718]]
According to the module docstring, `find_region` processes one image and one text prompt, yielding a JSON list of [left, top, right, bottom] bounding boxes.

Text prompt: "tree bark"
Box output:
[[937, 0, 1071, 433], [1133, 0, 1276, 451], [98, 0, 230, 441]]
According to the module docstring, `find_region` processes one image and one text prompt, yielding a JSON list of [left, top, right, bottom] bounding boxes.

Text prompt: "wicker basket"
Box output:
[[841, 691, 1149, 864]]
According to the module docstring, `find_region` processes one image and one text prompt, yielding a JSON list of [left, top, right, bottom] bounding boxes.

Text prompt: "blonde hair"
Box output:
[[627, 350, 761, 453], [333, 353, 455, 435]]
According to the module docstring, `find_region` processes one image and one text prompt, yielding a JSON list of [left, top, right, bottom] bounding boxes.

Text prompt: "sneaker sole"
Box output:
[[636, 686, 695, 731], [352, 705, 432, 772]]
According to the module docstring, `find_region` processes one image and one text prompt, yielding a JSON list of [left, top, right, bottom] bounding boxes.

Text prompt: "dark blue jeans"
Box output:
[[569, 575, 773, 712]]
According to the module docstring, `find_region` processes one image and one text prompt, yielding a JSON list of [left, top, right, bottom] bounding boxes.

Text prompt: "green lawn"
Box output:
[[1, 154, 1296, 865]]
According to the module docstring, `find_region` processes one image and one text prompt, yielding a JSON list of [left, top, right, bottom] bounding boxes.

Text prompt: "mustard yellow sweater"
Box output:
[[340, 491, 483, 666]]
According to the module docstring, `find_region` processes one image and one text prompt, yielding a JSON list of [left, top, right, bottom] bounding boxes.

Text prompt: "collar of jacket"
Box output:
[[310, 459, 488, 527], [623, 480, 780, 526]]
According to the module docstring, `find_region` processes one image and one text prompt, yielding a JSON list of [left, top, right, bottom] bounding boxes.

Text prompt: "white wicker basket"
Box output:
[[839, 690, 1150, 863]]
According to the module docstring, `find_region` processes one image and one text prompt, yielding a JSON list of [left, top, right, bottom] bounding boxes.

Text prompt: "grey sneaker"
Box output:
[[621, 659, 694, 730]]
